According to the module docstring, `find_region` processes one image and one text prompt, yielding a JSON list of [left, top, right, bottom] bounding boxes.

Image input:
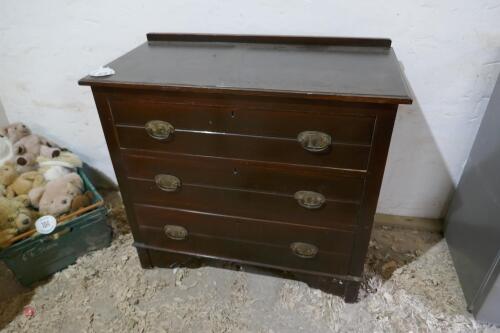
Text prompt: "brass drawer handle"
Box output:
[[294, 190, 325, 209], [145, 120, 174, 140], [164, 225, 188, 240], [155, 174, 181, 192], [297, 131, 332, 153], [291, 242, 318, 259]]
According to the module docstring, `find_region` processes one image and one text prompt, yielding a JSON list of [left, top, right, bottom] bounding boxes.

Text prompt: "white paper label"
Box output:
[[35, 215, 57, 234], [89, 66, 115, 77]]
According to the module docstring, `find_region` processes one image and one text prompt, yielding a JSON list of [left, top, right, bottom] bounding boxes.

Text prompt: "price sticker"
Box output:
[[35, 215, 57, 234]]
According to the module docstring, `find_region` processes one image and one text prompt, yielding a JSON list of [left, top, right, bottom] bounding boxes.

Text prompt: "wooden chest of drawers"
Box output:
[[79, 33, 412, 302]]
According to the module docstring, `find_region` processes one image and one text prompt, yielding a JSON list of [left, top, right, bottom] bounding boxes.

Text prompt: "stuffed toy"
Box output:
[[29, 173, 84, 217], [13, 134, 61, 171], [70, 191, 93, 213], [37, 152, 82, 181], [0, 163, 18, 197], [6, 170, 45, 198], [0, 122, 31, 144], [0, 196, 38, 248], [0, 135, 13, 167]]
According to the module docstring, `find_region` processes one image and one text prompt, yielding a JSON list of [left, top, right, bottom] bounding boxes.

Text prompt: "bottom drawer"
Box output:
[[135, 205, 352, 276]]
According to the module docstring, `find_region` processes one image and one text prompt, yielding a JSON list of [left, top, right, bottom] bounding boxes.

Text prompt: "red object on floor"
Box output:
[[23, 306, 35, 319]]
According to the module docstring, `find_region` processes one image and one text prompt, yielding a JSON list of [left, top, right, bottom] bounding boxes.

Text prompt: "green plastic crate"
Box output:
[[0, 169, 112, 286]]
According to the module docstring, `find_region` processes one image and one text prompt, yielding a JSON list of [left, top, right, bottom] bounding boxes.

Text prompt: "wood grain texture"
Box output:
[[109, 94, 376, 145], [126, 178, 359, 230], [79, 34, 412, 104], [122, 152, 365, 203], [146, 33, 392, 47], [80, 34, 411, 302], [133, 204, 355, 255]]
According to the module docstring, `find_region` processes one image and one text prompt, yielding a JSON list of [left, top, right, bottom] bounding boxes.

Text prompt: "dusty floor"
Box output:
[[0, 193, 496, 332]]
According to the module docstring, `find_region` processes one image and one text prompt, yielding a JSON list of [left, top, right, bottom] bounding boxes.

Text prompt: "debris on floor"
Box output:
[[0, 193, 496, 332]]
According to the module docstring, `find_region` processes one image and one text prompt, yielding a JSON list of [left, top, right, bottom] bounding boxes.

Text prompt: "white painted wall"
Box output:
[[1, 0, 499, 218]]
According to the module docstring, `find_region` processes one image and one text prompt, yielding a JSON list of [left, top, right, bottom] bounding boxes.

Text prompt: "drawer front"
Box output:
[[122, 152, 365, 203], [116, 126, 370, 171], [109, 96, 375, 145], [134, 204, 355, 255], [139, 227, 350, 276], [126, 178, 359, 229]]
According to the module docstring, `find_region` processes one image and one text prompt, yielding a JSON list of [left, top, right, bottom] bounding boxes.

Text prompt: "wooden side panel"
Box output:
[[90, 87, 151, 267], [348, 107, 398, 276]]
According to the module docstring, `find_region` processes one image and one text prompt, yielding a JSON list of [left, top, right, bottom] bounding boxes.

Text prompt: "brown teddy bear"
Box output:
[[0, 196, 38, 248], [0, 122, 31, 144], [0, 163, 18, 197], [13, 134, 62, 171], [29, 173, 84, 217]]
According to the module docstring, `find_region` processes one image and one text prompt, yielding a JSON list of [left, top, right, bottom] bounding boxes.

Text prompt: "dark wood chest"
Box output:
[[79, 33, 412, 302]]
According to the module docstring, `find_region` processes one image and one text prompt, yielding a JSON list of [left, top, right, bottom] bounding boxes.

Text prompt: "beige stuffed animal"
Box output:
[[37, 151, 82, 181], [0, 163, 18, 197], [13, 134, 62, 171], [0, 122, 31, 144], [7, 171, 45, 198], [0, 135, 13, 167], [0, 196, 38, 248], [29, 173, 84, 217]]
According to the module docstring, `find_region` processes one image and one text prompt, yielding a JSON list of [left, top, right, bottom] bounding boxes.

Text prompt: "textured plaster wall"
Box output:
[[1, 0, 499, 218]]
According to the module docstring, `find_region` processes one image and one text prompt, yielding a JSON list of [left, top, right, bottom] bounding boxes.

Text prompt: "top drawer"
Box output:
[[108, 95, 375, 145]]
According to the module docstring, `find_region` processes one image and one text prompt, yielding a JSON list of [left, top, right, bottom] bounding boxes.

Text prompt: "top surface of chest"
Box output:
[[79, 33, 412, 105]]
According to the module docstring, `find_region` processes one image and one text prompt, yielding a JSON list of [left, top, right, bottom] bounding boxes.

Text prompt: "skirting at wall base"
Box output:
[[374, 213, 442, 232]]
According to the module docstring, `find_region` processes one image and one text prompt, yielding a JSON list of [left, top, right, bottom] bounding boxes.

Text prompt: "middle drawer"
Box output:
[[122, 152, 365, 203]]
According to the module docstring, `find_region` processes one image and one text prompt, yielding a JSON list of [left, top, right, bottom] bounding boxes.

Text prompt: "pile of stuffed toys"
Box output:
[[0, 123, 92, 248]]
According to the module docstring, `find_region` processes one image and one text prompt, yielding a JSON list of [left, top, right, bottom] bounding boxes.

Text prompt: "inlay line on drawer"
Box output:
[[115, 126, 371, 172], [126, 177, 360, 229]]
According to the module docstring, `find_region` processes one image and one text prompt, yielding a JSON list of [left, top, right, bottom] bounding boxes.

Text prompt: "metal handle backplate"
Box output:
[[291, 242, 318, 259], [155, 174, 181, 192], [297, 131, 332, 153], [145, 120, 174, 140], [164, 225, 188, 240], [294, 190, 325, 209]]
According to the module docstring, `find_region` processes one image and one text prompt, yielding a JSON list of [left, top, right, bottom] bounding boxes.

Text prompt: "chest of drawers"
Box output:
[[79, 33, 412, 302]]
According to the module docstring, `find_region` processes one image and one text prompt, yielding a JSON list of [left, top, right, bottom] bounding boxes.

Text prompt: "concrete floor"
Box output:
[[0, 193, 494, 332]]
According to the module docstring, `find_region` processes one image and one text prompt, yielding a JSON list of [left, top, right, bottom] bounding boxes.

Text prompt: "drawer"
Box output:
[[137, 225, 351, 277], [122, 152, 365, 203], [108, 96, 375, 145], [116, 126, 370, 171], [134, 204, 355, 255], [126, 178, 359, 229]]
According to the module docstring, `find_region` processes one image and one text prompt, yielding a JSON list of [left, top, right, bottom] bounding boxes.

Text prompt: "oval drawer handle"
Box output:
[[290, 242, 318, 259], [294, 190, 325, 209], [297, 131, 332, 153], [155, 174, 181, 192], [164, 225, 188, 240], [145, 120, 175, 140]]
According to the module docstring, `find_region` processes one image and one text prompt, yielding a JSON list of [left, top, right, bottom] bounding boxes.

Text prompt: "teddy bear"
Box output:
[[7, 170, 45, 198], [0, 163, 18, 197], [29, 173, 84, 217], [13, 134, 62, 171], [0, 196, 38, 248], [0, 122, 31, 144], [37, 151, 82, 181], [0, 134, 14, 168]]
